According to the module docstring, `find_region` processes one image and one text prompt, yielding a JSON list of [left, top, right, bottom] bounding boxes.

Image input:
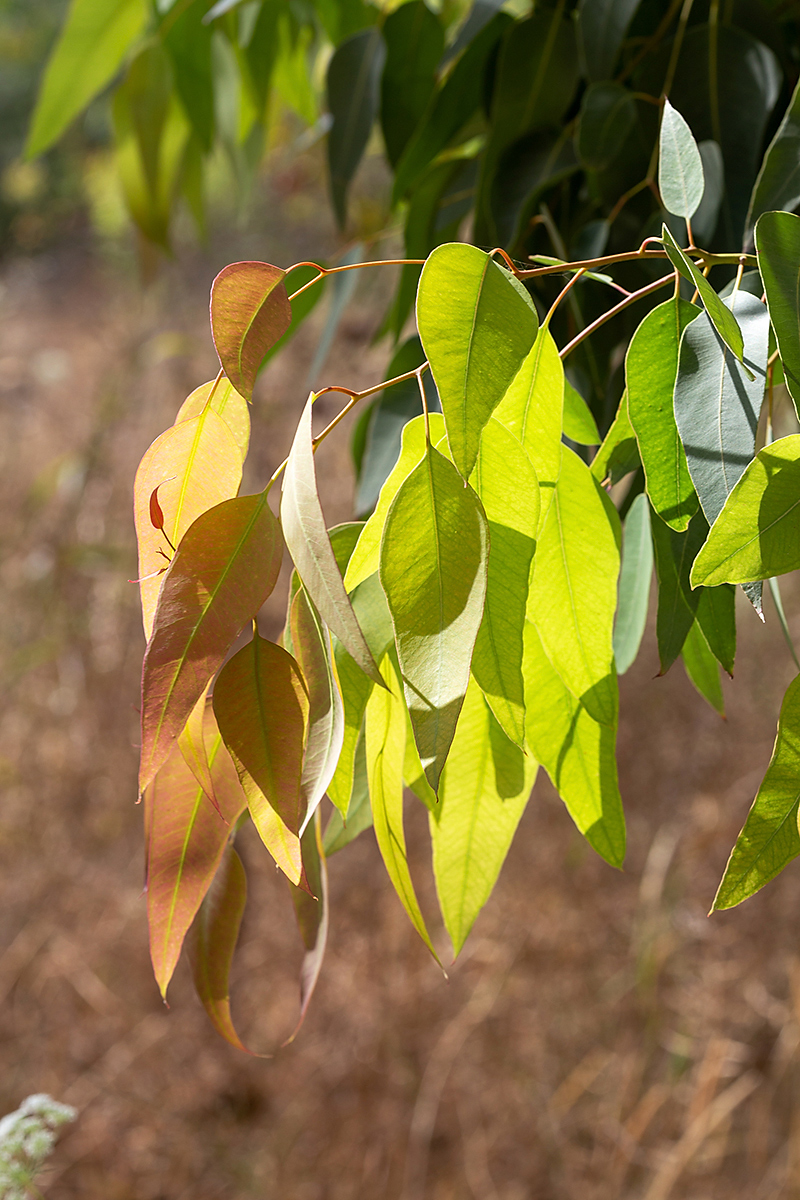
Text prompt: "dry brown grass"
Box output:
[[2, 197, 800, 1199]]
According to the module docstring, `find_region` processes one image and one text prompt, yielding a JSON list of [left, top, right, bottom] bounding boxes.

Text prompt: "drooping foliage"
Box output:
[[28, 0, 800, 1047]]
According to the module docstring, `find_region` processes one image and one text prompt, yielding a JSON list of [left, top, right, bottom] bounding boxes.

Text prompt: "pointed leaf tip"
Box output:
[[210, 261, 292, 400]]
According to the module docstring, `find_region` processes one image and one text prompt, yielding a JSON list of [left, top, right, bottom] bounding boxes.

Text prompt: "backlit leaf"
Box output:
[[189, 843, 250, 1052], [626, 297, 699, 531], [326, 28, 386, 228], [682, 620, 725, 717], [590, 392, 640, 486], [713, 673, 800, 910], [662, 225, 745, 364], [577, 0, 642, 82], [139, 492, 283, 794], [470, 419, 539, 748], [674, 290, 769, 526], [134, 409, 242, 640], [417, 243, 538, 478], [324, 731, 373, 854], [523, 620, 625, 867], [747, 76, 800, 237], [380, 2, 443, 168], [177, 685, 220, 815], [650, 509, 707, 675], [755, 211, 800, 415], [563, 379, 600, 445], [613, 493, 653, 676], [529, 446, 620, 727], [284, 815, 329, 1044], [380, 445, 489, 792], [210, 261, 292, 400], [432, 678, 536, 956], [696, 583, 736, 677], [175, 376, 250, 461], [691, 435, 800, 587], [281, 393, 383, 688], [214, 632, 309, 887], [659, 99, 704, 221]]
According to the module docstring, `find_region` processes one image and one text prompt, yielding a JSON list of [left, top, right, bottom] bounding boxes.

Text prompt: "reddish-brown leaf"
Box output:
[[189, 843, 254, 1053], [175, 376, 251, 462], [134, 411, 242, 640], [214, 632, 309, 887], [139, 492, 283, 795], [284, 813, 329, 1045], [210, 261, 291, 400], [145, 720, 246, 1000], [149, 485, 166, 531]]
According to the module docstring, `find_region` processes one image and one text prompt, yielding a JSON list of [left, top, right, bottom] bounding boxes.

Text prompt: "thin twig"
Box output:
[[545, 268, 587, 326], [286, 258, 427, 302], [560, 274, 674, 359]]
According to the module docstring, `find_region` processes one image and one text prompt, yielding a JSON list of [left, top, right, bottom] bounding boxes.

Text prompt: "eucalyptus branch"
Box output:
[[286, 258, 427, 303], [559, 274, 674, 359]]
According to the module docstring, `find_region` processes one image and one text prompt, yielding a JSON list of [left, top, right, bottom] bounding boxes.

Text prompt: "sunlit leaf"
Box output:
[[681, 621, 725, 717], [417, 243, 538, 478], [175, 376, 250, 461], [755, 210, 800, 415], [189, 843, 250, 1052], [326, 28, 386, 227], [210, 261, 292, 400], [284, 816, 329, 1044], [713, 673, 800, 910], [613, 493, 653, 676], [563, 379, 600, 445], [662, 225, 745, 364], [139, 492, 283, 794], [432, 678, 536, 955], [577, 0, 642, 82], [324, 731, 373, 854], [590, 392, 640, 486], [380, 444, 489, 792], [659, 98, 704, 220]]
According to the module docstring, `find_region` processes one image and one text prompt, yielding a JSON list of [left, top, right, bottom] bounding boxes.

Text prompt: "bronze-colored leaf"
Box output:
[[210, 261, 292, 400]]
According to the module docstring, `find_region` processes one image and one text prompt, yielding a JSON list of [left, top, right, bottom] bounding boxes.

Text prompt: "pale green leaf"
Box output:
[[659, 99, 704, 220], [681, 620, 725, 717], [613, 493, 653, 676]]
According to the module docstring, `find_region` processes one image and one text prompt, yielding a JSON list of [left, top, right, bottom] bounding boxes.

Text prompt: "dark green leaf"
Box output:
[[163, 0, 215, 152], [696, 583, 736, 677], [489, 130, 578, 251], [613, 493, 653, 676], [578, 0, 642, 82], [650, 508, 707, 675], [747, 76, 800, 238], [326, 28, 386, 227], [682, 621, 725, 717], [693, 141, 724, 244], [662, 225, 745, 364], [577, 82, 637, 172], [756, 211, 800, 416], [380, 2, 443, 167]]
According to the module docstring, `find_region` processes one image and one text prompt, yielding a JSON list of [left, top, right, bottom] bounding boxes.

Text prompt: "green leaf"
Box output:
[[523, 620, 625, 867], [189, 843, 250, 1052], [577, 82, 637, 172], [529, 446, 620, 727], [284, 816, 329, 1044], [392, 12, 512, 202], [694, 141, 724, 244], [691, 435, 800, 587], [324, 730, 373, 854], [591, 392, 640, 486], [281, 393, 384, 688], [661, 225, 745, 364], [431, 678, 536, 956], [696, 583, 736, 677], [659, 98, 704, 221], [289, 586, 344, 833], [345, 413, 446, 591], [380, 2, 443, 167], [210, 261, 292, 401], [563, 379, 600, 445], [713, 673, 800, 910], [674, 290, 770, 526], [494, 326, 563, 530], [489, 129, 579, 251], [365, 655, 440, 960], [380, 445, 489, 792], [139, 492, 284, 794], [26, 0, 148, 158], [681, 620, 725, 717], [650, 509, 707, 675], [326, 28, 386, 228], [747, 76, 800, 237], [417, 243, 538, 479], [613, 493, 653, 676], [577, 0, 642, 82], [756, 211, 800, 416], [146, 717, 245, 999], [214, 632, 309, 887], [470, 419, 539, 748], [626, 297, 700, 531], [163, 0, 215, 152]]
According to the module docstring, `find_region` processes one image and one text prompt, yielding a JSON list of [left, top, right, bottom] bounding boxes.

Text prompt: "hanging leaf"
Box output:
[[139, 492, 283, 794], [281, 393, 383, 688], [494, 326, 563, 530], [696, 583, 736, 677], [442, 0, 505, 65], [691, 435, 800, 587], [284, 816, 329, 1044], [431, 678, 536, 956], [658, 99, 704, 221], [523, 620, 625, 868], [324, 732, 373, 854], [381, 444, 489, 792], [290, 585, 344, 834], [210, 261, 292, 400], [650, 509, 708, 675], [747, 76, 800, 237], [613, 493, 653, 676], [694, 141, 725, 244], [590, 393, 640, 486], [673, 290, 770, 526], [175, 376, 250, 461], [380, 2, 443, 167], [189, 844, 250, 1052], [146, 717, 245, 999], [417, 243, 538, 478], [713, 673, 800, 910], [214, 633, 309, 887], [177, 686, 220, 814], [682, 621, 725, 717], [577, 82, 637, 172], [26, 0, 148, 158], [326, 28, 386, 228], [528, 446, 620, 727], [661, 225, 745, 365], [755, 211, 800, 415], [134, 408, 243, 640], [470, 419, 539, 748], [345, 413, 446, 592], [563, 379, 600, 445], [163, 0, 215, 152], [577, 0, 642, 82], [365, 654, 440, 961], [626, 297, 700, 532]]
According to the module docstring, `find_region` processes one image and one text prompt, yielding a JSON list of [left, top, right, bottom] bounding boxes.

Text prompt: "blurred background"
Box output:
[[3, 2, 800, 1197]]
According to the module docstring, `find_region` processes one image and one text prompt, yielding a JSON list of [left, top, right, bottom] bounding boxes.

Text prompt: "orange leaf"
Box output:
[[178, 685, 222, 817], [139, 492, 283, 794], [175, 376, 251, 461], [134, 411, 242, 640], [210, 261, 292, 400], [145, 724, 246, 1000], [214, 632, 309, 887]]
